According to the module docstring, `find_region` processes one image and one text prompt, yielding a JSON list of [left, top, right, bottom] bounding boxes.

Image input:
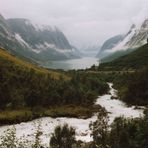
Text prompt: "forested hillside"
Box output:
[[98, 44, 148, 71], [111, 69, 148, 106], [0, 48, 109, 124]]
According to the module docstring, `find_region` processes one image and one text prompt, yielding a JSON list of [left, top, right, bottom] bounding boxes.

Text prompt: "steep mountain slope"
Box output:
[[96, 35, 124, 58], [7, 18, 80, 60], [0, 15, 37, 61], [0, 47, 68, 79], [7, 19, 72, 50], [0, 14, 80, 62], [0, 14, 12, 37], [125, 20, 148, 48], [97, 19, 148, 62], [100, 48, 136, 63], [98, 44, 148, 71]]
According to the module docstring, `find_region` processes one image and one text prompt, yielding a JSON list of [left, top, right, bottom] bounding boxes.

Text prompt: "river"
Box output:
[[0, 83, 144, 147]]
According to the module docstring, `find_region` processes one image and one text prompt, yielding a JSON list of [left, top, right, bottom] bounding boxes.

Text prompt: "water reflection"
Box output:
[[40, 57, 99, 70]]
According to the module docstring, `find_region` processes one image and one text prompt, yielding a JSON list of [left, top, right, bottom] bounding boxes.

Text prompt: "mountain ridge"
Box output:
[[0, 14, 80, 62], [96, 18, 148, 62], [96, 35, 124, 59]]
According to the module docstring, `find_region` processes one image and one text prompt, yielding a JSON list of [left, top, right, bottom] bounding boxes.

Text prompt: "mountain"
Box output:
[[96, 35, 124, 58], [97, 19, 148, 63], [7, 18, 80, 60], [0, 14, 37, 61], [99, 48, 136, 63], [125, 20, 148, 48], [0, 14, 12, 37], [0, 14, 80, 62], [98, 44, 148, 71]]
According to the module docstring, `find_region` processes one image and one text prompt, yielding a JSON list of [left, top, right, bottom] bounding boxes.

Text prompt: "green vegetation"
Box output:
[[107, 69, 148, 106], [50, 124, 76, 148], [87, 69, 148, 106], [1, 41, 148, 147], [100, 48, 136, 63], [98, 44, 148, 71], [109, 111, 148, 148], [0, 110, 32, 125], [89, 108, 148, 148], [88, 44, 148, 106], [0, 48, 68, 79], [0, 48, 109, 124], [1, 109, 148, 148], [0, 122, 43, 148], [0, 105, 103, 125], [89, 108, 109, 148]]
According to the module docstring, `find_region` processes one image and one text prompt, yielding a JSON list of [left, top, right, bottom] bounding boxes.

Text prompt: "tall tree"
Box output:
[[89, 108, 109, 148]]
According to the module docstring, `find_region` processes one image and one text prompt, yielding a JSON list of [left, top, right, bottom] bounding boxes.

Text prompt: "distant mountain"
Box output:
[[0, 14, 80, 62], [97, 19, 148, 62], [96, 35, 124, 58], [98, 44, 148, 71]]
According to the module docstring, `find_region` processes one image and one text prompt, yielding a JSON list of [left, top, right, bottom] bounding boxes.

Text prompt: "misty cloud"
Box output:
[[0, 0, 148, 48]]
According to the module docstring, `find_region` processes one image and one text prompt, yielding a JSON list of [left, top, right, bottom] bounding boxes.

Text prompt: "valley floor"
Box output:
[[0, 105, 101, 126], [0, 83, 144, 147]]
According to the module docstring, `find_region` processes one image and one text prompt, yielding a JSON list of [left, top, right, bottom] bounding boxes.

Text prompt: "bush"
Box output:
[[50, 124, 76, 148], [89, 108, 109, 148]]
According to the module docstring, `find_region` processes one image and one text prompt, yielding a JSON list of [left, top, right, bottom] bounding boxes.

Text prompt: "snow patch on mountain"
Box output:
[[44, 42, 55, 49], [97, 18, 148, 61], [110, 26, 137, 52], [15, 33, 30, 47], [29, 21, 57, 32], [32, 42, 73, 54], [32, 49, 41, 54], [107, 19, 148, 53]]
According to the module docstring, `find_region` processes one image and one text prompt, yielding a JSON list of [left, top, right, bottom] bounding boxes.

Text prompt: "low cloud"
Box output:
[[0, 0, 148, 48]]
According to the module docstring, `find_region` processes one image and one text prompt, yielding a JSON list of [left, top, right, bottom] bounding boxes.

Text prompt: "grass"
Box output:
[[0, 105, 102, 125], [44, 105, 102, 119], [0, 110, 33, 125], [0, 48, 70, 80]]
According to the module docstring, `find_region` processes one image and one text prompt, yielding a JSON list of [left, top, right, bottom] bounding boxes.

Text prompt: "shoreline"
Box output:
[[0, 104, 103, 126]]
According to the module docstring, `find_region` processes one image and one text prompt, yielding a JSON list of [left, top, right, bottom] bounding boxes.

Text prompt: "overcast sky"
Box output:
[[0, 0, 148, 48]]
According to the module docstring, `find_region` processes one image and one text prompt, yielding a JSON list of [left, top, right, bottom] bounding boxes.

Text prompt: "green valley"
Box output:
[[0, 48, 109, 125], [0, 3, 148, 147]]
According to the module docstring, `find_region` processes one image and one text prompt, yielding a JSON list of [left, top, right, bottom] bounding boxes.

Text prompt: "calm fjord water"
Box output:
[[40, 57, 99, 70]]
